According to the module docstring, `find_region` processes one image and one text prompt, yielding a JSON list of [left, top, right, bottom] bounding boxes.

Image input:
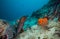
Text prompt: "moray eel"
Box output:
[[17, 16, 27, 34]]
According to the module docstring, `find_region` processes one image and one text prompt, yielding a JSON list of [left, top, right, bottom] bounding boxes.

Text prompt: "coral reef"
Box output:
[[23, 0, 60, 31], [16, 21, 60, 39], [0, 0, 60, 39], [16, 0, 60, 39], [0, 19, 13, 39]]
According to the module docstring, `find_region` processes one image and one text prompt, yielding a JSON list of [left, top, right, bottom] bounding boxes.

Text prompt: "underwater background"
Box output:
[[0, 0, 60, 39], [0, 0, 49, 21]]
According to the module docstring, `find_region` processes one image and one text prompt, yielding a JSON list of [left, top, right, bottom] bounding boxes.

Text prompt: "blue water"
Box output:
[[0, 0, 49, 21]]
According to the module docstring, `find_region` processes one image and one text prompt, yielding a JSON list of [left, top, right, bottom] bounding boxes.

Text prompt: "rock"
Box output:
[[0, 19, 13, 39]]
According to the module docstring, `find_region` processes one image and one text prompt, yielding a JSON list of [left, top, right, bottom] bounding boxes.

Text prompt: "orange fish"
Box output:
[[38, 18, 48, 28]]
